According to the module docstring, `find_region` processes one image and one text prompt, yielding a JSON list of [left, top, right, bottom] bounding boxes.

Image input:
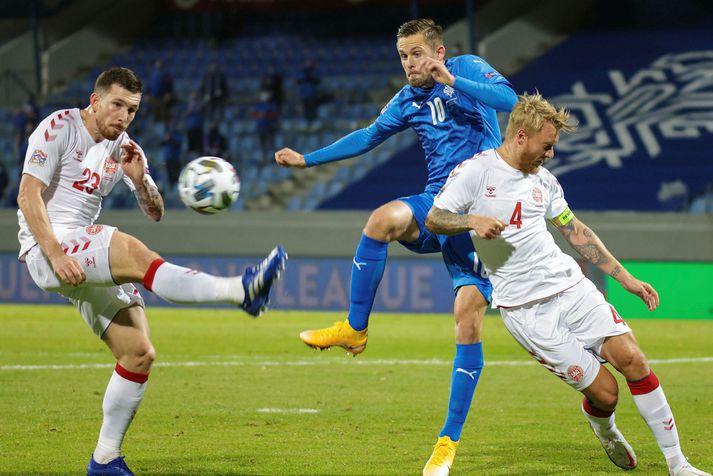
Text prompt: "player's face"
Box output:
[[520, 121, 559, 174], [91, 84, 141, 141], [397, 33, 440, 88]]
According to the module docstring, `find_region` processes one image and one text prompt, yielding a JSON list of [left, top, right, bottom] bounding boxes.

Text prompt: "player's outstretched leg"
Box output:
[[142, 245, 287, 317], [422, 436, 459, 476], [299, 233, 384, 355], [581, 398, 637, 470]]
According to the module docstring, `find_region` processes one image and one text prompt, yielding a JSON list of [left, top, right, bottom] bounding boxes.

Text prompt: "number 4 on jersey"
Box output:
[[510, 201, 522, 229]]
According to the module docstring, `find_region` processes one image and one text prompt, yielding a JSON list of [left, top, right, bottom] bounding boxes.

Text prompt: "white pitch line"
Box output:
[[1, 356, 712, 372], [256, 408, 320, 414]]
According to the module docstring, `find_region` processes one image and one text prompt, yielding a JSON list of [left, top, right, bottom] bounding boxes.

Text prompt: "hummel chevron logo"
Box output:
[[44, 110, 71, 142], [353, 258, 367, 271], [663, 418, 675, 431], [456, 368, 479, 380]]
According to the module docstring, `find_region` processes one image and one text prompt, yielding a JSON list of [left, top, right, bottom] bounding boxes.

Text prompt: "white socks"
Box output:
[[627, 372, 686, 470], [93, 364, 148, 464], [143, 259, 244, 304]]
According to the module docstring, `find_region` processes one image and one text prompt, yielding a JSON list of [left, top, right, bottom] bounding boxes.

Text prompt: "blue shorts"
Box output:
[[398, 192, 493, 302]]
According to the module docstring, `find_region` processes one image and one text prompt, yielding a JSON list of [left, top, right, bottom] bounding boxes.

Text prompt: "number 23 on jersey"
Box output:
[[72, 168, 100, 195]]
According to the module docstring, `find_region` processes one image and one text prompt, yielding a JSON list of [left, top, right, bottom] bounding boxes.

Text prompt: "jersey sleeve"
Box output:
[[22, 116, 71, 186], [544, 171, 570, 221], [304, 92, 408, 166], [433, 159, 481, 213], [450, 55, 517, 112]]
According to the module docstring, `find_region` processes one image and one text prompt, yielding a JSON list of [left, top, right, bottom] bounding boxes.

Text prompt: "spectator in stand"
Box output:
[[297, 60, 321, 125], [0, 161, 8, 202], [14, 95, 40, 164], [203, 123, 228, 161], [148, 60, 174, 123], [266, 66, 285, 113], [200, 63, 228, 122], [251, 78, 280, 167], [160, 119, 184, 187], [184, 91, 204, 154], [17, 121, 36, 168]]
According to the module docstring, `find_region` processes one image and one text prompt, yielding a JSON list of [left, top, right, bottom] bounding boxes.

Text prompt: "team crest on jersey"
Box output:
[[29, 149, 48, 166], [485, 185, 496, 198], [85, 224, 103, 235], [104, 158, 118, 173], [73, 150, 84, 161], [532, 186, 543, 203], [567, 365, 585, 382], [443, 85, 455, 97]]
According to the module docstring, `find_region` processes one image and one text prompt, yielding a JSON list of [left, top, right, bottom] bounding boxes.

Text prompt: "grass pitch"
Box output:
[[1, 304, 711, 475]]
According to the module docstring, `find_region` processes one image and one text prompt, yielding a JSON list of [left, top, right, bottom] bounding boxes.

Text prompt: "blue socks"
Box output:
[[346, 234, 388, 331], [439, 343, 484, 441]]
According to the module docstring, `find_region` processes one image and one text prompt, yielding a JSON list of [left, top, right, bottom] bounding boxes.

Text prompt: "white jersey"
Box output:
[[17, 108, 155, 259], [434, 149, 583, 307]]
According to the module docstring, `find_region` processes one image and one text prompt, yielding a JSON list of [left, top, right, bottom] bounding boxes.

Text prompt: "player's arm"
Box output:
[[275, 127, 381, 169], [17, 174, 86, 285], [426, 207, 505, 239], [426, 159, 505, 239], [423, 56, 517, 111], [121, 140, 164, 221], [553, 212, 659, 310], [275, 94, 407, 168]]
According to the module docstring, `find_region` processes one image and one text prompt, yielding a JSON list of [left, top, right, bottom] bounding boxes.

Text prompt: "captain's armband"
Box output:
[[550, 207, 575, 227]]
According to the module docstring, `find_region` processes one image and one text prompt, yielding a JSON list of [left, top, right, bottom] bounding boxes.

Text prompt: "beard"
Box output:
[[407, 74, 435, 88], [97, 122, 123, 141]]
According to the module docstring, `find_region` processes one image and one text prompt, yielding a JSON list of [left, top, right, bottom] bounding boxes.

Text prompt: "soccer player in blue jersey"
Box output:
[[275, 18, 517, 475]]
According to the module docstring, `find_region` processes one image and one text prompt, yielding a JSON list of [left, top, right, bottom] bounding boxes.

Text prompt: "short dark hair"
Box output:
[[94, 67, 143, 94], [397, 18, 444, 49]]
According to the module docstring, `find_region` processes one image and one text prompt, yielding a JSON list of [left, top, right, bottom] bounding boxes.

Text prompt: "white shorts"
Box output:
[[499, 279, 631, 391], [25, 224, 145, 337]]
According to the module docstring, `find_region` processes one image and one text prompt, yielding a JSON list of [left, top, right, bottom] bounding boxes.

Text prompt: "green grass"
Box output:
[[1, 304, 712, 475]]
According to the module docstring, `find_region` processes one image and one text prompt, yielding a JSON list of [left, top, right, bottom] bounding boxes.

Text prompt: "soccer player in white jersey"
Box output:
[[425, 92, 710, 476], [17, 67, 287, 476]]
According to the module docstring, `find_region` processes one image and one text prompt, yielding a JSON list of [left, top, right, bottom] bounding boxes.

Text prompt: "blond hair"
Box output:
[[505, 92, 577, 140], [397, 18, 444, 50]]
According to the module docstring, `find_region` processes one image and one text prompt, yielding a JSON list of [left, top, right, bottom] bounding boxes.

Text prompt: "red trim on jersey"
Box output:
[[143, 258, 166, 291], [582, 398, 613, 418], [627, 371, 660, 395], [114, 363, 149, 383]]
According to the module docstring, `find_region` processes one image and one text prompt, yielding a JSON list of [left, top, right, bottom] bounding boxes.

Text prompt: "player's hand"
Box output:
[[422, 57, 456, 86], [50, 253, 86, 286], [621, 277, 659, 311], [275, 148, 307, 169], [470, 215, 506, 239], [120, 140, 147, 184]]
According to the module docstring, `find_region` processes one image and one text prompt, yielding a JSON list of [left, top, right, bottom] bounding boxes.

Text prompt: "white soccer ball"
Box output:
[[178, 156, 240, 214]]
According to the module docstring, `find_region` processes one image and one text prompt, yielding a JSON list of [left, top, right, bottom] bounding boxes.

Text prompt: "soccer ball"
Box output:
[[178, 157, 240, 214]]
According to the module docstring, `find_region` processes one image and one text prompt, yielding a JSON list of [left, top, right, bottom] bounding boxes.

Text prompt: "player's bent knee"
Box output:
[[125, 345, 156, 373], [364, 202, 414, 240]]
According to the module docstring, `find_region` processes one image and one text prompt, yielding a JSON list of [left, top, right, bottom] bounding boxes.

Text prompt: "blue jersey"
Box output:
[[305, 55, 517, 194]]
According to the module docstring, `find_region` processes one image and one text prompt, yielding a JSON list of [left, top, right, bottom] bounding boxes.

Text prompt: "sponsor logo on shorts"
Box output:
[[532, 186, 543, 203], [29, 149, 48, 166], [85, 257, 96, 268], [86, 224, 103, 235], [567, 365, 585, 382]]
